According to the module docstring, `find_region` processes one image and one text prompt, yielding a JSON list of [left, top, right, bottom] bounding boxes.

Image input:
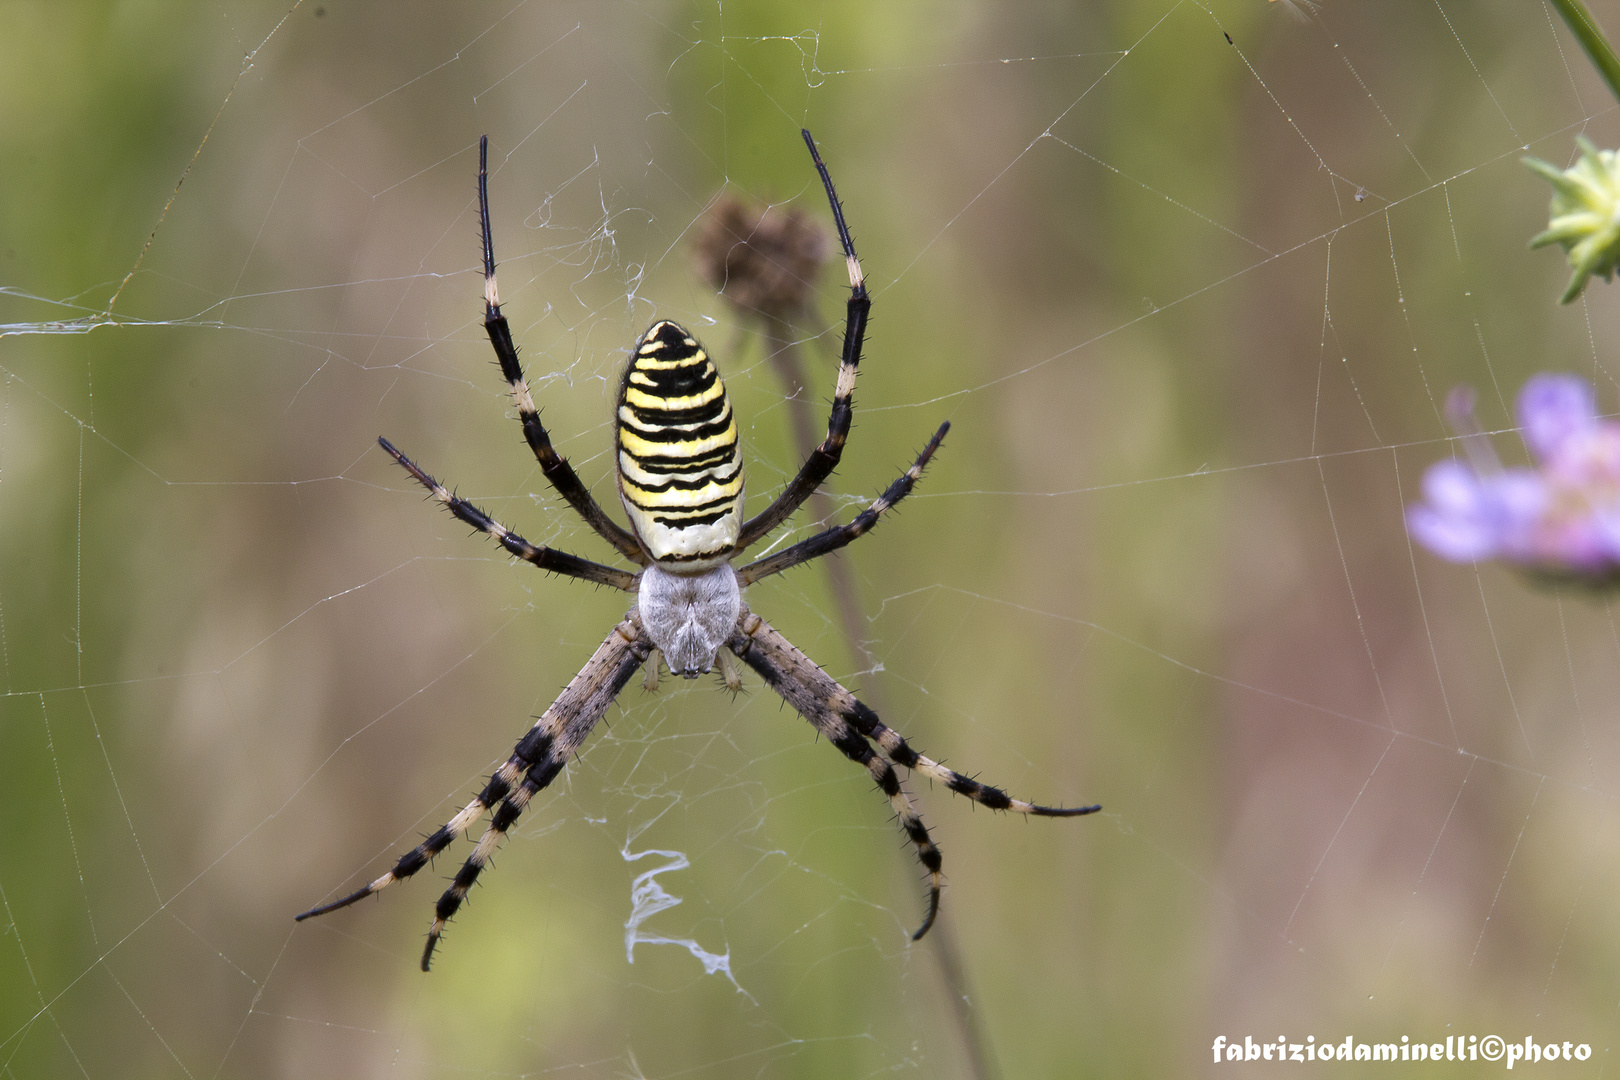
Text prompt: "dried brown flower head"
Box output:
[[693, 194, 830, 324]]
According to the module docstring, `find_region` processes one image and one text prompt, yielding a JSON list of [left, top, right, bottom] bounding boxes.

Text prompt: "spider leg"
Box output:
[[477, 135, 646, 564], [737, 421, 948, 585], [418, 612, 651, 969], [378, 437, 637, 591], [727, 607, 1099, 939], [850, 705, 1101, 819], [727, 607, 942, 939], [734, 130, 871, 552], [715, 647, 744, 693], [296, 758, 526, 921], [298, 613, 650, 971]]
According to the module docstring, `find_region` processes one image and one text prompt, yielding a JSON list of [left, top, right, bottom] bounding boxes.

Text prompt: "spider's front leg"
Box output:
[[727, 608, 942, 936], [418, 611, 652, 968], [643, 648, 664, 692], [727, 607, 1099, 940], [298, 611, 652, 970]]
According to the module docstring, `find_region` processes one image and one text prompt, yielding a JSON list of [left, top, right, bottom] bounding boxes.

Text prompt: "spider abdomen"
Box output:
[[637, 562, 742, 677], [616, 321, 744, 566]]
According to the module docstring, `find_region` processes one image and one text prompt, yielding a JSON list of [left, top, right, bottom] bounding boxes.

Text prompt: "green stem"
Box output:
[[1549, 0, 1620, 107]]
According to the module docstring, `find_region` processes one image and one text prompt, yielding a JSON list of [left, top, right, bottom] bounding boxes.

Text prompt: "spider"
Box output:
[[297, 131, 1100, 970]]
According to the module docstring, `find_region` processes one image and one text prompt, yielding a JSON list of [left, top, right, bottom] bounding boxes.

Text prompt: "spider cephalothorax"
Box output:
[[297, 131, 1099, 970]]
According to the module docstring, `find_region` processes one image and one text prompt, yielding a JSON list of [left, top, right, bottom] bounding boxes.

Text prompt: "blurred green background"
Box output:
[[4, 1, 1620, 1076]]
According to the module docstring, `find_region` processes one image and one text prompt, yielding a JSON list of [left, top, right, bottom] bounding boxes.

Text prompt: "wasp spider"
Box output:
[[297, 131, 1100, 970]]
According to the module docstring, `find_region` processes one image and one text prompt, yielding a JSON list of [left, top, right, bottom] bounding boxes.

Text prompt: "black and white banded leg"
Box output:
[[477, 136, 646, 565], [726, 607, 943, 937], [738, 421, 949, 585], [298, 612, 652, 970], [849, 701, 1101, 820], [735, 129, 872, 551], [378, 436, 637, 592], [727, 608, 1097, 940]]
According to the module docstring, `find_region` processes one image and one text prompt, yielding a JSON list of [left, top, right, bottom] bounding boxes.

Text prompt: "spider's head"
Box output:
[[637, 562, 742, 677]]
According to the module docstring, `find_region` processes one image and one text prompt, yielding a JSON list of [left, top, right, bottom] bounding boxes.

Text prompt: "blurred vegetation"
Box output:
[[3, 2, 1620, 1078]]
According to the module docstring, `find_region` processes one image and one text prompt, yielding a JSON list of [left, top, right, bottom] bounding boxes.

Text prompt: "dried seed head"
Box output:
[[693, 194, 830, 324]]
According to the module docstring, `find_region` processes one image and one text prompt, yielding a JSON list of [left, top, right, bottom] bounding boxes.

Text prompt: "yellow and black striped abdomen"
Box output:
[[616, 321, 744, 566]]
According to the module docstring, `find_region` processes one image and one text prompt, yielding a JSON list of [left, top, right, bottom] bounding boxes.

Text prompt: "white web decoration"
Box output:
[[3, 2, 1619, 1077]]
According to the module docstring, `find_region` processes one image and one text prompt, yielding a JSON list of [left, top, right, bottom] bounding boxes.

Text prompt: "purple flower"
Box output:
[[1407, 374, 1620, 586]]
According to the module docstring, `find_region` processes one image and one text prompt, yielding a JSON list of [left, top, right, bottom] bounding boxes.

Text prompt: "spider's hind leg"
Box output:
[[474, 136, 645, 565], [734, 130, 873, 552]]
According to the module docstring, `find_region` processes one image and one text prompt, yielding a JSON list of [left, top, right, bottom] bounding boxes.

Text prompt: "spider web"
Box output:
[[3, 1, 1618, 1076]]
